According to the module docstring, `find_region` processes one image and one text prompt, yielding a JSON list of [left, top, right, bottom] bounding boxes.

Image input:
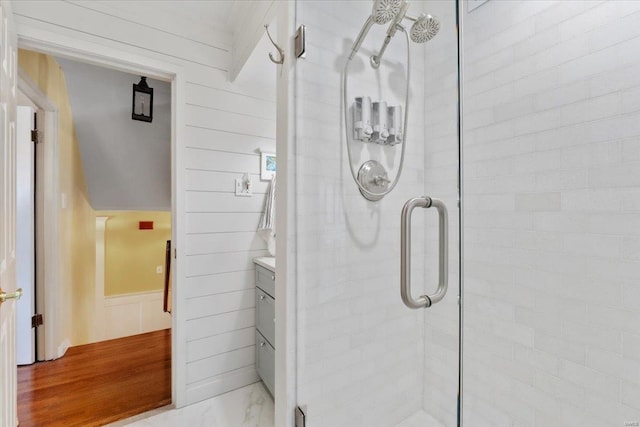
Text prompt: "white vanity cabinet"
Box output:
[[254, 259, 275, 396]]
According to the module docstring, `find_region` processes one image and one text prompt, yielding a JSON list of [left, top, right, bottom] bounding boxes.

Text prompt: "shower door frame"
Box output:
[[456, 0, 465, 424], [281, 0, 467, 425]]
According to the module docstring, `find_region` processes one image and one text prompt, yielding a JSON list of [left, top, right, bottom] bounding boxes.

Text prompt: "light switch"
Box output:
[[156, 265, 163, 274], [235, 173, 253, 197]]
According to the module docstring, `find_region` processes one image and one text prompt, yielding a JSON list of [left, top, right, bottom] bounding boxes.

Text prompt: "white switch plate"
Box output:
[[235, 178, 252, 197], [156, 265, 163, 274]]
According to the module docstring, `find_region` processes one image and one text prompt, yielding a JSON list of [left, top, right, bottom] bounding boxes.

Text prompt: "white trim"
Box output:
[[56, 338, 70, 359], [94, 216, 109, 343], [275, 2, 296, 426], [16, 27, 185, 407], [17, 69, 61, 362]]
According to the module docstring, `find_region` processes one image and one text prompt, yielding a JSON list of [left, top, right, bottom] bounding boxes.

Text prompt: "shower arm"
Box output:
[[342, 25, 411, 200], [370, 9, 423, 68], [369, 24, 408, 69]]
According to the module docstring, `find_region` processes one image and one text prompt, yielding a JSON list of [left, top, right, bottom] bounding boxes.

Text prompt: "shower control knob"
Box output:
[[374, 175, 391, 186], [357, 160, 390, 201]]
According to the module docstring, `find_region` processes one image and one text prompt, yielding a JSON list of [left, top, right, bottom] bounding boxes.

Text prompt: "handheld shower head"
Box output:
[[372, 0, 403, 24], [409, 14, 440, 43], [370, 0, 409, 68], [349, 0, 404, 59]]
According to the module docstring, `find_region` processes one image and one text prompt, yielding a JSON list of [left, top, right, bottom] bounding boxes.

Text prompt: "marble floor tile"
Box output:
[[113, 382, 274, 427]]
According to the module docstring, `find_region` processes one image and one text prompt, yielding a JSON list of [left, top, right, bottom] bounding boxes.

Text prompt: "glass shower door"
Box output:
[[293, 0, 461, 426]]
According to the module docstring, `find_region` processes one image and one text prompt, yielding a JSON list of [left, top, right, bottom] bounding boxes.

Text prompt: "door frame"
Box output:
[[18, 70, 59, 362], [16, 29, 186, 406]]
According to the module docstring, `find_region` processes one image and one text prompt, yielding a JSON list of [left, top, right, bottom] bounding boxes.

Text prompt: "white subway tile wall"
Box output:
[[460, 1, 640, 426]]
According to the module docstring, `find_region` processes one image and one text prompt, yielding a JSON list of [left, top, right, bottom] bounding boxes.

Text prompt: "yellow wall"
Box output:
[[98, 211, 171, 296], [18, 50, 96, 346]]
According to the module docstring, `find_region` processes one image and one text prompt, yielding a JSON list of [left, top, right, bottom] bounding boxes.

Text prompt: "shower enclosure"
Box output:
[[292, 0, 640, 426]]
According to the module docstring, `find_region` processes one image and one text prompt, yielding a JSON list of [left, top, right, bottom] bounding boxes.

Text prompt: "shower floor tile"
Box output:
[[395, 410, 446, 427]]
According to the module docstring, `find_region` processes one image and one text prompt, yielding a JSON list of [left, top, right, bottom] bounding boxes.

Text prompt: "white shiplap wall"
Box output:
[[12, 0, 275, 406]]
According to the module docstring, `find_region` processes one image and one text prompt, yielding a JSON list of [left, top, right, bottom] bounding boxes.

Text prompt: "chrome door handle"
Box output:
[[0, 288, 23, 304], [400, 196, 448, 309]]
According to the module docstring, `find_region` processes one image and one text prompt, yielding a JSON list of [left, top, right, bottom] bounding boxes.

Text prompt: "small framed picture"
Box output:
[[260, 151, 276, 181]]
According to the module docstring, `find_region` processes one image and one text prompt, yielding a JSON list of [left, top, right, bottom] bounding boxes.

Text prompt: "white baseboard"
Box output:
[[101, 290, 171, 341], [57, 338, 70, 358]]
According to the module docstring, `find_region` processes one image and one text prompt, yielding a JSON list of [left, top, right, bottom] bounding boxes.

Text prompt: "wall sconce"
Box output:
[[132, 76, 153, 123]]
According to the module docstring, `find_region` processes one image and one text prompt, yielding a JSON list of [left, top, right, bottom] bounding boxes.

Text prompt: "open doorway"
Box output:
[[14, 49, 174, 425]]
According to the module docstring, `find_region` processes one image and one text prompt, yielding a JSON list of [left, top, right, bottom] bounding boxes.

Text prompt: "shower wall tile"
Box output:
[[455, 0, 640, 425], [295, 2, 435, 426]]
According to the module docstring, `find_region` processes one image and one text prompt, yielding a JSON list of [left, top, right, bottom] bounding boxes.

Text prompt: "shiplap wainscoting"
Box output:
[[13, 0, 275, 406]]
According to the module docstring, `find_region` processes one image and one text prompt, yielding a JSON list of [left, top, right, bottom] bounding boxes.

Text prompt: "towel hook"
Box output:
[[265, 24, 284, 65]]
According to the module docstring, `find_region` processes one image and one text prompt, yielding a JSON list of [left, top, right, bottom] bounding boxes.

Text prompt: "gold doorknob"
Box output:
[[0, 288, 22, 304]]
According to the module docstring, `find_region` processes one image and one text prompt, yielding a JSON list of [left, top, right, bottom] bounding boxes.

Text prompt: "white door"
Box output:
[[0, 1, 20, 426], [16, 106, 35, 365]]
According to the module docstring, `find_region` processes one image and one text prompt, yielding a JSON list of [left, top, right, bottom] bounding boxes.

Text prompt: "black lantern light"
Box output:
[[132, 76, 153, 122]]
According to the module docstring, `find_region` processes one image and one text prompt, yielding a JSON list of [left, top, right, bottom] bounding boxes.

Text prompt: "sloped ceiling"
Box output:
[[57, 57, 171, 211]]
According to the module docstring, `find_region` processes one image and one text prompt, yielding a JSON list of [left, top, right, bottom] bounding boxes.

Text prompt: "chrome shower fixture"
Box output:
[[349, 0, 403, 60], [343, 0, 440, 201], [409, 13, 441, 43], [371, 8, 440, 68]]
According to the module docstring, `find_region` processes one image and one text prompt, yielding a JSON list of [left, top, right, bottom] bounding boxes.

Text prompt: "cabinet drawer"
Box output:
[[256, 330, 275, 396], [255, 287, 275, 347], [255, 265, 275, 298]]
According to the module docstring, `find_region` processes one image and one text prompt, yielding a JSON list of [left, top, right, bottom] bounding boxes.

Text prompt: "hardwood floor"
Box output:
[[18, 329, 171, 427]]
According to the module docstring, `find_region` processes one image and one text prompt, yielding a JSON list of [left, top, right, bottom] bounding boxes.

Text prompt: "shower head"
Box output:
[[349, 0, 404, 59], [372, 0, 403, 24], [409, 14, 440, 43]]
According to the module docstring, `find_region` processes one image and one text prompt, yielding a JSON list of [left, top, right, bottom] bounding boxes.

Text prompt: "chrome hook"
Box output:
[[265, 24, 284, 65]]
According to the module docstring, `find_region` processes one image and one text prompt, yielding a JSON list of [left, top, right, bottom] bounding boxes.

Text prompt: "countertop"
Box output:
[[253, 256, 275, 272]]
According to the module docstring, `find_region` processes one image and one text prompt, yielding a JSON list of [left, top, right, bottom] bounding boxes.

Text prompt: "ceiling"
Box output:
[[138, 0, 236, 33], [57, 57, 172, 211]]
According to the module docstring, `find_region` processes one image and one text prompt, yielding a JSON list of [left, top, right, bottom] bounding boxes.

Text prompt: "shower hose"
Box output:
[[342, 24, 411, 201]]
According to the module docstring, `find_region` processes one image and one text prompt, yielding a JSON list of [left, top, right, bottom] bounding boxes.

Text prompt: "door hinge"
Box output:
[[31, 314, 43, 328], [31, 130, 40, 143], [295, 406, 306, 427], [295, 25, 306, 59], [173, 248, 177, 259]]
